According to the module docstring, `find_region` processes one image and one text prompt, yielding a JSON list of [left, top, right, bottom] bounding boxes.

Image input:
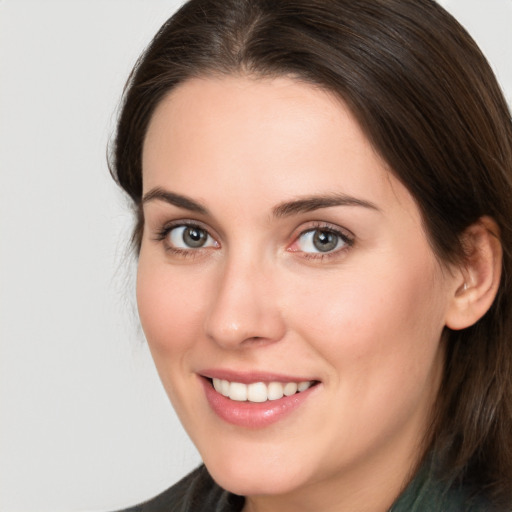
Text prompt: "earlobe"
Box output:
[[445, 217, 502, 331]]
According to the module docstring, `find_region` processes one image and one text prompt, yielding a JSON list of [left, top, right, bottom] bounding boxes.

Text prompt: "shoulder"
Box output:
[[114, 465, 244, 512]]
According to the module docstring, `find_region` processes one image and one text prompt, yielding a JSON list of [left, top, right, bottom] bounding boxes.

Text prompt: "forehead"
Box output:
[[142, 75, 416, 219]]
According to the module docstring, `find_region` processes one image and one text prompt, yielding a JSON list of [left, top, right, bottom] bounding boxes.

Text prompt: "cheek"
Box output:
[[286, 252, 447, 380], [136, 259, 206, 359], [282, 255, 448, 459]]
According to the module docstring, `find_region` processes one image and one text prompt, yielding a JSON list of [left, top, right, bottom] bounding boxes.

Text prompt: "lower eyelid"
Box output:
[[298, 239, 353, 261]]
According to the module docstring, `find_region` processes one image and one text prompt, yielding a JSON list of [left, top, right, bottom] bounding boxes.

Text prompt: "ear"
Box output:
[[445, 216, 502, 330]]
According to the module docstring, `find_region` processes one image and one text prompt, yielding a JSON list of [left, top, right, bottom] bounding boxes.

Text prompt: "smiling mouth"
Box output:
[[200, 375, 321, 427], [207, 378, 319, 403]]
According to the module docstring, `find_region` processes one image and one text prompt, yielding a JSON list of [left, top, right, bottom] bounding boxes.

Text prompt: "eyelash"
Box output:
[[153, 220, 354, 260], [154, 220, 217, 258], [289, 222, 354, 261]]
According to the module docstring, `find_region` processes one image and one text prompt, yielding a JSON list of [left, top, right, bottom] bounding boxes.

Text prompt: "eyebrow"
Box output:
[[272, 194, 379, 218], [142, 187, 379, 218], [142, 187, 209, 215]]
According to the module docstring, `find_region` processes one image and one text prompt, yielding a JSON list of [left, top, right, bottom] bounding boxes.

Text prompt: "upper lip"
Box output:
[[199, 368, 319, 384]]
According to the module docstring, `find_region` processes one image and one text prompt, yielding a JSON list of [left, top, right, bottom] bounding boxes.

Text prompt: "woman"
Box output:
[[109, 0, 512, 510]]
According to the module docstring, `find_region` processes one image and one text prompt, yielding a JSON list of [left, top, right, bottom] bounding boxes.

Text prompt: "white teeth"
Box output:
[[267, 382, 284, 401], [283, 382, 298, 396], [211, 378, 314, 402], [212, 378, 231, 397], [213, 378, 222, 393], [298, 381, 311, 392], [247, 382, 267, 403], [229, 382, 247, 401], [220, 379, 230, 396]]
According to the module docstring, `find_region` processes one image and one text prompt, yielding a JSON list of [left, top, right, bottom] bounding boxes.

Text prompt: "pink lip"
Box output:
[[199, 374, 319, 429], [200, 368, 316, 384]]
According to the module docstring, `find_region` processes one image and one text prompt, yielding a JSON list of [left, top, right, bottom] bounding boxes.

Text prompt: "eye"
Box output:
[[294, 228, 351, 254], [166, 225, 217, 249]]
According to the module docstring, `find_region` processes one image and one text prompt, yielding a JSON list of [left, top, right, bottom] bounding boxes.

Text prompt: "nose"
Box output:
[[203, 255, 286, 349]]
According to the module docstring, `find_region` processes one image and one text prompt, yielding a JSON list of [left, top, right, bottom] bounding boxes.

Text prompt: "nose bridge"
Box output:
[[204, 248, 285, 348]]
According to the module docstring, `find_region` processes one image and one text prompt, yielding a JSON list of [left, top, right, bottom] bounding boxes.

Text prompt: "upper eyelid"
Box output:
[[158, 219, 216, 236], [293, 221, 355, 240], [291, 222, 355, 250], [156, 223, 219, 254], [154, 216, 228, 242], [153, 220, 218, 247]]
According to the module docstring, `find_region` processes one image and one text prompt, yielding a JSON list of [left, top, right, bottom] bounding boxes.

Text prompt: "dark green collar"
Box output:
[[390, 459, 492, 512]]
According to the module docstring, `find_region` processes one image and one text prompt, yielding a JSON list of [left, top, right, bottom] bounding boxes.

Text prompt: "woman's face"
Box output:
[[138, 76, 459, 503]]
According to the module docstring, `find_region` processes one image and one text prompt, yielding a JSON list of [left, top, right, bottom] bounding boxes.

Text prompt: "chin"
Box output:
[[203, 451, 310, 497]]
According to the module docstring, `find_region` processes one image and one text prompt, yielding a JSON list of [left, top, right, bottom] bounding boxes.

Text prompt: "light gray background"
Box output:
[[1, 1, 511, 511]]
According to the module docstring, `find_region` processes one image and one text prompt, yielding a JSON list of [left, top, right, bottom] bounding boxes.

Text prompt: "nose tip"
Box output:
[[208, 321, 267, 348], [203, 266, 286, 349]]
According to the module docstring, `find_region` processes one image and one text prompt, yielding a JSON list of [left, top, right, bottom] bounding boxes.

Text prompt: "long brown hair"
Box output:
[[109, 0, 512, 507]]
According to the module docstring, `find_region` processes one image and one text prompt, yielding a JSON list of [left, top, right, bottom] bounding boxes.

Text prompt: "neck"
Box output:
[[242, 446, 423, 512]]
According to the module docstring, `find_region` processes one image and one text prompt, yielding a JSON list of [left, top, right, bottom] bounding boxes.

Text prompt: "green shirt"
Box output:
[[390, 459, 494, 512]]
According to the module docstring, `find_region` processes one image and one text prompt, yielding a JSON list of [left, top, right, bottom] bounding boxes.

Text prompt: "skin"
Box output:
[[137, 76, 465, 512]]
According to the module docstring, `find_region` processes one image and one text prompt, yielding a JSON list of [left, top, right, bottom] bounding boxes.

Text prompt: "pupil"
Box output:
[[183, 227, 206, 247], [313, 230, 337, 252]]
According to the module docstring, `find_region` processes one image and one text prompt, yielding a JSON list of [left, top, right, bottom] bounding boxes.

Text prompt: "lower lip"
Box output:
[[200, 377, 318, 428]]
